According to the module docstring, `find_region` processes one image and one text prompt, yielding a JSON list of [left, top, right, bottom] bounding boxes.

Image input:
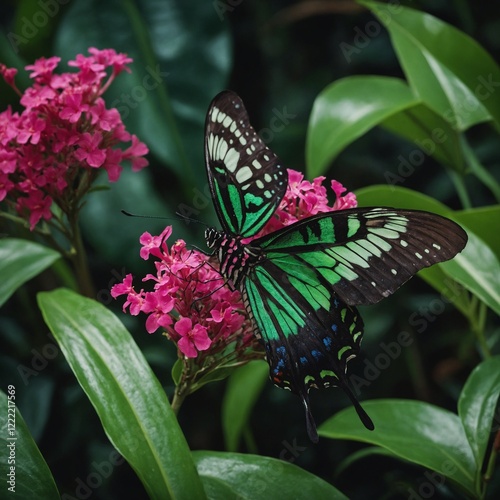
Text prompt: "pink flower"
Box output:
[[74, 132, 106, 167], [25, 56, 61, 82], [0, 48, 149, 230], [59, 93, 89, 123], [175, 318, 212, 358], [140, 226, 172, 260], [18, 191, 53, 230]]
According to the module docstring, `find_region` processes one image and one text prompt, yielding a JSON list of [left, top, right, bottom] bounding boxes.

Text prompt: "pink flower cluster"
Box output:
[[112, 169, 357, 359], [0, 48, 149, 229], [252, 170, 357, 238], [112, 226, 254, 359]]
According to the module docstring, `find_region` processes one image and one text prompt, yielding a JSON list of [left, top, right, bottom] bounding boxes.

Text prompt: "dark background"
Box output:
[[1, 1, 499, 498]]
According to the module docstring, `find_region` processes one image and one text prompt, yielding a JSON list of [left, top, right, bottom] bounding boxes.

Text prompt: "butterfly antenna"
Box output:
[[175, 211, 209, 228], [121, 210, 177, 221], [121, 210, 209, 228], [340, 380, 375, 431]]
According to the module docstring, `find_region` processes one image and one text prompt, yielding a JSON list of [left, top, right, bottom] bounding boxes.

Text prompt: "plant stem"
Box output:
[[171, 360, 193, 415], [171, 385, 187, 415], [461, 136, 500, 203], [470, 297, 490, 359], [483, 430, 500, 489], [68, 212, 95, 298], [449, 170, 472, 209]]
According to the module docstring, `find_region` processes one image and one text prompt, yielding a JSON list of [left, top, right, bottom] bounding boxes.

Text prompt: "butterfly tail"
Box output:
[[339, 378, 375, 431], [300, 390, 319, 443]]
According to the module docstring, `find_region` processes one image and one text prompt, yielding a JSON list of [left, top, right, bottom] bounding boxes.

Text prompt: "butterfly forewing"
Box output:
[[205, 91, 287, 237], [255, 207, 468, 306]]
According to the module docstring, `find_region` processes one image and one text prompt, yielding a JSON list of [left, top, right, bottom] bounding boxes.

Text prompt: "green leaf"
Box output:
[[193, 365, 240, 391], [193, 451, 348, 500], [0, 389, 60, 499], [37, 288, 205, 500], [454, 205, 500, 259], [441, 231, 500, 317], [306, 76, 418, 177], [381, 102, 464, 172], [222, 360, 269, 451], [335, 447, 399, 479], [362, 1, 500, 131], [320, 399, 476, 496], [54, 0, 231, 183], [355, 184, 453, 214], [458, 357, 500, 487], [0, 238, 60, 308], [171, 359, 183, 386]]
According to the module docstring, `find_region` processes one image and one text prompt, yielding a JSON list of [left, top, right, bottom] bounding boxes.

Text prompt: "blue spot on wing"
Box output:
[[276, 346, 286, 356], [311, 350, 321, 360], [323, 337, 333, 350], [300, 356, 308, 365]]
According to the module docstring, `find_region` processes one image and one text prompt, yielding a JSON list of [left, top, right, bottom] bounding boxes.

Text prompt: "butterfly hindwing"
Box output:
[[244, 262, 372, 442], [204, 91, 287, 237]]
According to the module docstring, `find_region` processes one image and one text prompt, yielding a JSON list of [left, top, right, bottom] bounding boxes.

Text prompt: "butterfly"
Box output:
[[203, 90, 468, 442]]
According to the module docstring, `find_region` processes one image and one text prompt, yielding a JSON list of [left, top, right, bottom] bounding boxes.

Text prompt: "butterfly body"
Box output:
[[203, 90, 468, 442]]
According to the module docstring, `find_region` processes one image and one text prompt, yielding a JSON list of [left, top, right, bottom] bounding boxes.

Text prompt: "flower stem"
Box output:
[[68, 213, 95, 298], [171, 359, 193, 415], [171, 386, 187, 415]]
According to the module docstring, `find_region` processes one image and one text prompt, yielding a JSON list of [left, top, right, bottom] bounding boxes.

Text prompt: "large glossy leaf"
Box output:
[[0, 239, 60, 308], [306, 76, 418, 177], [37, 288, 205, 500], [54, 0, 231, 183], [454, 205, 500, 259], [381, 102, 464, 172], [222, 360, 269, 451], [355, 184, 453, 214], [0, 389, 60, 499], [193, 451, 348, 499], [362, 1, 500, 131], [320, 399, 476, 496], [441, 231, 500, 317], [458, 357, 500, 484]]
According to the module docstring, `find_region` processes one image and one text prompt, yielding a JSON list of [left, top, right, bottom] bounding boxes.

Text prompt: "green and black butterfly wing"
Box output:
[[253, 207, 468, 306], [204, 90, 287, 237], [244, 207, 467, 441]]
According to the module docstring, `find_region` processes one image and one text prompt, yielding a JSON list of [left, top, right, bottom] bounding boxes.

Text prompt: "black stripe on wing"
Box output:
[[204, 91, 287, 237], [255, 207, 468, 306]]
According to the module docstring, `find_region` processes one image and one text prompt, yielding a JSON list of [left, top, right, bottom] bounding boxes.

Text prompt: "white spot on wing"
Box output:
[[236, 165, 252, 183]]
